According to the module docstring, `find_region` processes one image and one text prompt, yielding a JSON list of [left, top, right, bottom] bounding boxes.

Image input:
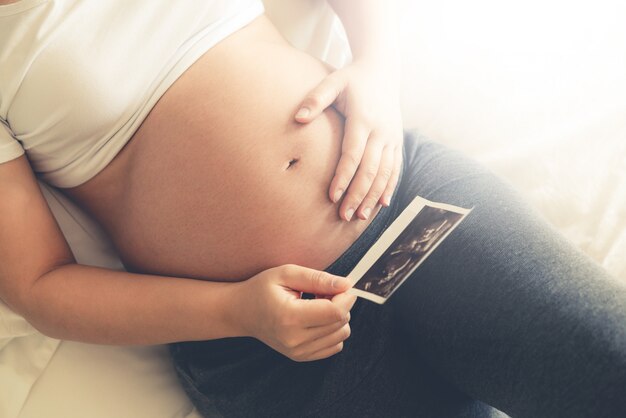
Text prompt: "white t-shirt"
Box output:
[[0, 0, 264, 187]]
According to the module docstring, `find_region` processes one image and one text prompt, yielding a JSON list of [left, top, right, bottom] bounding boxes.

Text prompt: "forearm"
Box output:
[[328, 0, 400, 71], [21, 263, 244, 345]]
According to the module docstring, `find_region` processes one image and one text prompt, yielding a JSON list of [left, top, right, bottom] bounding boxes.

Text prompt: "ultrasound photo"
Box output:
[[348, 196, 471, 304]]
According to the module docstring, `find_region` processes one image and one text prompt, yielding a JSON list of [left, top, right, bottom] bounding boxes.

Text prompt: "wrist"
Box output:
[[349, 56, 400, 89], [218, 280, 252, 339]]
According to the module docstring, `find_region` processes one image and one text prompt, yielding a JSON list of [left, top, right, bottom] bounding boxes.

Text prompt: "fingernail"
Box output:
[[382, 195, 391, 207], [362, 207, 371, 219], [332, 276, 348, 289], [333, 188, 344, 203], [345, 208, 355, 221], [295, 107, 310, 119]]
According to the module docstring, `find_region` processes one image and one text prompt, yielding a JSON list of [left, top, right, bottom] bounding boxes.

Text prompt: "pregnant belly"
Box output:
[[66, 15, 378, 281]]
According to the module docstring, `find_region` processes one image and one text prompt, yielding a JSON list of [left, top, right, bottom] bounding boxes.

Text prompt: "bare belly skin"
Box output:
[[65, 15, 379, 281]]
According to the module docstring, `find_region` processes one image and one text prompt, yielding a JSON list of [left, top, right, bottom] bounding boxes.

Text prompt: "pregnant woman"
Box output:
[[1, 1, 624, 417]]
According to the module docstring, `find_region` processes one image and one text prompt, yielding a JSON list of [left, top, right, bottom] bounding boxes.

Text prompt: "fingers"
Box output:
[[301, 64, 404, 221], [291, 323, 351, 362], [293, 298, 348, 327], [340, 138, 393, 221], [329, 119, 370, 207], [277, 265, 353, 328], [367, 144, 396, 209], [279, 296, 353, 362], [380, 147, 403, 207], [336, 133, 396, 221], [305, 313, 349, 336], [329, 116, 403, 221], [360, 142, 395, 212], [304, 343, 345, 362], [331, 291, 357, 313], [288, 294, 355, 361], [280, 264, 350, 295], [252, 264, 357, 363], [298, 293, 356, 327], [295, 72, 345, 123], [286, 284, 356, 328], [334, 132, 402, 220]]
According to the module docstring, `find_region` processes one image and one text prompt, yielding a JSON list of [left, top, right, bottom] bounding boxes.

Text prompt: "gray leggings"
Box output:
[[170, 132, 626, 418]]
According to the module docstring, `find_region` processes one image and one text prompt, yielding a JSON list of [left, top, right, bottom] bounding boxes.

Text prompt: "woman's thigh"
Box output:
[[389, 132, 626, 418]]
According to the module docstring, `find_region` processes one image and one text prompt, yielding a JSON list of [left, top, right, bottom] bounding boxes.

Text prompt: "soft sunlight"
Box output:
[[396, 0, 626, 273]]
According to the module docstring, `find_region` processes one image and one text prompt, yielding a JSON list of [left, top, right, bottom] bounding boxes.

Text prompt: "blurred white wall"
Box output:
[[397, 0, 626, 152], [396, 0, 626, 276]]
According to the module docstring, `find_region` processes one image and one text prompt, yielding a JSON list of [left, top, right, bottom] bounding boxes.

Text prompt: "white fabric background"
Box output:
[[397, 0, 626, 278], [2, 1, 624, 417]]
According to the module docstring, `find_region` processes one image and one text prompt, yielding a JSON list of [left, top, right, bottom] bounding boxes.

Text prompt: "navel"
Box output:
[[285, 157, 300, 170]]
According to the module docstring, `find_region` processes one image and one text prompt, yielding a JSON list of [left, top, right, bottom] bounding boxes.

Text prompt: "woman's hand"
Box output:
[[234, 264, 357, 362], [295, 61, 403, 221]]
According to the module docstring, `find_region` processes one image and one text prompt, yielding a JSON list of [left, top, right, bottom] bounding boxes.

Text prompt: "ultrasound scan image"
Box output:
[[354, 206, 464, 298]]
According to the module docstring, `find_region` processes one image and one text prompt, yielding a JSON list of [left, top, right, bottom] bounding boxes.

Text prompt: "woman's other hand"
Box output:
[[234, 264, 356, 362], [295, 61, 403, 221]]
